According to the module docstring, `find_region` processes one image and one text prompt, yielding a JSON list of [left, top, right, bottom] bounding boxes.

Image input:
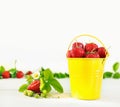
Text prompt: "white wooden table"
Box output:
[[0, 79, 120, 107]]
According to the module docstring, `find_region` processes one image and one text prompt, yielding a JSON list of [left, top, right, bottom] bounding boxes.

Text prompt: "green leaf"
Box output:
[[9, 68, 17, 73], [0, 76, 3, 79], [103, 71, 113, 79], [113, 62, 119, 72], [49, 78, 63, 93], [53, 73, 60, 78], [11, 73, 16, 78], [113, 72, 120, 79], [57, 73, 66, 78], [43, 68, 54, 81], [65, 73, 69, 77], [19, 84, 28, 92], [41, 67, 45, 71], [39, 67, 45, 77], [26, 75, 33, 84], [42, 82, 52, 93], [54, 72, 69, 79], [0, 66, 5, 75], [9, 68, 17, 78]]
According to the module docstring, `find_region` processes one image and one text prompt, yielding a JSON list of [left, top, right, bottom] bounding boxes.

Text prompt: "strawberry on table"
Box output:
[[27, 80, 40, 93], [16, 71, 24, 78], [2, 71, 10, 78], [19, 68, 64, 98], [25, 71, 33, 75]]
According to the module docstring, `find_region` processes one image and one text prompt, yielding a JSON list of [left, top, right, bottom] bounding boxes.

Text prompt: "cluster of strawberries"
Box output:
[[66, 42, 107, 58], [1, 70, 32, 79]]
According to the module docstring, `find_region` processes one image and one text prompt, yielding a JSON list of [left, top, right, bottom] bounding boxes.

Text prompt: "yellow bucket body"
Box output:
[[68, 58, 105, 100]]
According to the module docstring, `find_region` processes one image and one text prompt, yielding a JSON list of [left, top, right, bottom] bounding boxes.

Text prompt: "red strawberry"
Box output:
[[27, 80, 40, 93], [16, 71, 24, 78], [25, 71, 33, 75], [85, 52, 100, 58], [85, 43, 98, 52], [71, 48, 85, 58], [72, 42, 84, 49], [98, 47, 107, 58], [66, 50, 72, 58], [2, 71, 10, 78]]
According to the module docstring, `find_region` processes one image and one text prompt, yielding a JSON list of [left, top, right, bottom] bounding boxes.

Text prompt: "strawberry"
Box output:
[[71, 48, 85, 58], [2, 71, 10, 78], [85, 43, 98, 52], [66, 50, 72, 58], [16, 71, 24, 78], [27, 80, 40, 93], [25, 71, 33, 75], [72, 42, 84, 49], [98, 47, 107, 58], [85, 52, 100, 58]]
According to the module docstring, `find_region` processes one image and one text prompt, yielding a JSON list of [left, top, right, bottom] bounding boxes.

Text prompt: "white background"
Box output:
[[0, 0, 120, 72]]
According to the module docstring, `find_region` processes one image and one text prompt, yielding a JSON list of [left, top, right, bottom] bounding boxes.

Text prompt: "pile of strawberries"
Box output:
[[66, 42, 107, 58], [2, 70, 24, 78], [1, 70, 32, 79]]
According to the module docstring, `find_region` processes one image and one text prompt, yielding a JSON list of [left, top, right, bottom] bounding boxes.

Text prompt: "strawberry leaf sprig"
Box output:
[[40, 68, 63, 97], [19, 67, 64, 98], [103, 62, 120, 79], [53, 72, 69, 79]]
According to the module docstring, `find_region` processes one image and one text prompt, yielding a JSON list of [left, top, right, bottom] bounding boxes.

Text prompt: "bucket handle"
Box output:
[[68, 34, 109, 57]]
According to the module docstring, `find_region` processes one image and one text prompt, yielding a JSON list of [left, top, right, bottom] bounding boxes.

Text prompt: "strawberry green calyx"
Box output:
[[34, 93, 40, 98], [23, 90, 28, 96], [41, 90, 47, 98], [23, 90, 34, 97], [27, 90, 34, 97]]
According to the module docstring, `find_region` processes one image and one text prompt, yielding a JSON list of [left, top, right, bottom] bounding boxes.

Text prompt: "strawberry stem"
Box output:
[[14, 60, 17, 69]]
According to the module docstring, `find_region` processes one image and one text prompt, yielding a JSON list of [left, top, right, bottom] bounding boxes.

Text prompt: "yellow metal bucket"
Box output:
[[67, 34, 109, 100]]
